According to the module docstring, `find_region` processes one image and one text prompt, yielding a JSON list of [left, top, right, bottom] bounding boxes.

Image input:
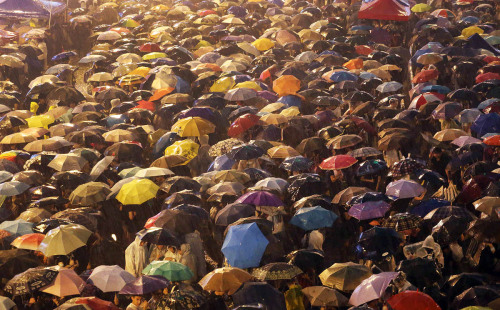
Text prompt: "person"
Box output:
[[126, 295, 148, 310], [429, 147, 451, 182], [125, 237, 148, 277], [179, 243, 198, 282]]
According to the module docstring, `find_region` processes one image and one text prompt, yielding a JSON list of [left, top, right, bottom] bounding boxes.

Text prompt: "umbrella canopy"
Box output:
[[348, 201, 391, 220], [0, 219, 33, 236], [198, 267, 252, 295], [290, 206, 338, 231], [302, 286, 349, 308], [221, 223, 269, 269], [119, 275, 169, 295], [57, 297, 119, 310], [4, 267, 58, 296], [38, 224, 92, 256], [88, 265, 136, 292], [143, 260, 194, 282], [388, 291, 441, 310], [47, 154, 88, 172], [386, 179, 425, 198], [41, 266, 85, 297], [349, 272, 399, 306], [319, 262, 372, 292], [171, 117, 216, 137], [319, 155, 358, 170], [11, 233, 45, 251], [252, 263, 302, 281], [232, 282, 286, 310], [116, 178, 159, 205], [69, 182, 111, 206]]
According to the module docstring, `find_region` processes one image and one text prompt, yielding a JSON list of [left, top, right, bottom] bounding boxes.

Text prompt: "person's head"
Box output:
[[430, 147, 443, 159], [130, 295, 143, 306]]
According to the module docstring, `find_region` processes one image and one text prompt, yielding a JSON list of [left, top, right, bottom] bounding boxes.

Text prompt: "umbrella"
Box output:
[[41, 266, 85, 297], [0, 219, 33, 236], [48, 154, 88, 172], [119, 275, 169, 295], [88, 265, 136, 292], [4, 267, 58, 296], [0, 181, 30, 196], [143, 260, 194, 281], [11, 233, 45, 251], [348, 201, 391, 220], [228, 144, 265, 160], [349, 272, 399, 306], [327, 134, 363, 150], [350, 147, 382, 158], [116, 178, 159, 205], [357, 227, 403, 260], [136, 227, 180, 247], [280, 156, 313, 172], [236, 191, 283, 214], [69, 182, 111, 206], [232, 282, 286, 310], [471, 113, 500, 137], [221, 223, 269, 269], [199, 267, 252, 295], [357, 159, 387, 176], [267, 145, 300, 159], [158, 289, 206, 309], [434, 129, 468, 142], [382, 213, 423, 232], [386, 180, 425, 199], [273, 75, 301, 96], [332, 187, 372, 205], [215, 203, 256, 226], [290, 206, 338, 231], [397, 258, 442, 290], [38, 224, 92, 256], [319, 155, 357, 170], [424, 206, 475, 224], [0, 296, 15, 310], [165, 139, 199, 164], [17, 207, 52, 223], [57, 297, 119, 310], [171, 117, 215, 137], [452, 286, 500, 309], [387, 291, 441, 310], [134, 167, 174, 178], [302, 286, 349, 308], [252, 262, 302, 281], [228, 114, 260, 137], [473, 196, 500, 216], [319, 262, 372, 292]]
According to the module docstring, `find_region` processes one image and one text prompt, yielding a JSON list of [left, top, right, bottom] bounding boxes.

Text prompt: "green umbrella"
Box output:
[[38, 224, 92, 256], [143, 260, 193, 281]]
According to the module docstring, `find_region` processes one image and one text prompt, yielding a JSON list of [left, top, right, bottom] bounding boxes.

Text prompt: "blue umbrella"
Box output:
[[290, 206, 338, 231], [421, 85, 450, 94], [471, 113, 500, 137], [153, 132, 179, 157], [174, 76, 190, 94], [104, 114, 130, 128], [356, 159, 387, 176], [221, 222, 269, 269], [277, 95, 302, 107], [477, 98, 499, 110], [0, 219, 33, 236], [409, 198, 450, 217], [330, 71, 358, 83], [51, 51, 77, 62], [207, 154, 236, 172], [359, 71, 378, 80]]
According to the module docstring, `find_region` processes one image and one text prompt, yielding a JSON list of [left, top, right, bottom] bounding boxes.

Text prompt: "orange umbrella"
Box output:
[[344, 58, 363, 70], [273, 75, 301, 97], [355, 45, 373, 56], [11, 233, 45, 250], [483, 135, 500, 146], [412, 69, 439, 84], [149, 88, 175, 101]]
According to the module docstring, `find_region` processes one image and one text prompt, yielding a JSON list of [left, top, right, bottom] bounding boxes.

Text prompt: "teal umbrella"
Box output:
[[143, 261, 193, 282], [0, 219, 33, 236]]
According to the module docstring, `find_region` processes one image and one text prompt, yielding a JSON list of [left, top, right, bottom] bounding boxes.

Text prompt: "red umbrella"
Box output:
[[319, 155, 358, 170], [61, 297, 120, 310], [412, 69, 439, 84], [409, 93, 443, 109], [139, 43, 162, 53], [228, 114, 260, 138], [476, 72, 500, 84], [198, 9, 217, 16], [388, 291, 441, 310], [483, 135, 500, 146], [355, 45, 373, 56], [135, 100, 155, 112]]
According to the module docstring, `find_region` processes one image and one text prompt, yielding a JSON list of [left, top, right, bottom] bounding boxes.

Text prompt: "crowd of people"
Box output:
[[0, 0, 499, 308]]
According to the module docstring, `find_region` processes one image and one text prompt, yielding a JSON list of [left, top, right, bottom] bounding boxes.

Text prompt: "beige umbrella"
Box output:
[[213, 170, 250, 184], [260, 113, 288, 125], [319, 262, 372, 292], [24, 137, 73, 152], [28, 75, 59, 88], [134, 167, 174, 178], [433, 129, 468, 142], [0, 133, 37, 145], [48, 154, 89, 172], [116, 53, 142, 64], [69, 182, 111, 206], [0, 55, 24, 68], [326, 134, 363, 150], [17, 208, 52, 223], [207, 182, 246, 195], [21, 127, 49, 138], [38, 224, 92, 256], [267, 145, 300, 159], [102, 129, 137, 143], [88, 72, 114, 82], [199, 267, 252, 295], [473, 196, 500, 217], [150, 155, 188, 168]]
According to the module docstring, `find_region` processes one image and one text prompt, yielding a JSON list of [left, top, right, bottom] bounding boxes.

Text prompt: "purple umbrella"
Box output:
[[234, 75, 252, 84], [178, 107, 216, 123], [370, 28, 391, 45], [349, 272, 399, 306], [258, 91, 278, 102], [348, 201, 391, 220], [386, 180, 425, 199], [236, 191, 283, 207], [199, 52, 221, 63], [432, 102, 463, 120], [227, 6, 248, 17], [119, 275, 169, 295], [221, 36, 245, 42]]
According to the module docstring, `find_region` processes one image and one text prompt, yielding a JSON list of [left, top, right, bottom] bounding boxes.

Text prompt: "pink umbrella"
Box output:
[[41, 266, 85, 297], [451, 136, 481, 147], [386, 180, 425, 199], [349, 272, 398, 306]]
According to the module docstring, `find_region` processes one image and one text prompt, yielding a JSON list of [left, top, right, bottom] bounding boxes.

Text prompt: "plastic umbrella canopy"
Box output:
[[319, 262, 372, 292], [290, 206, 338, 231], [41, 266, 85, 297], [0, 219, 33, 236], [208, 154, 236, 172], [232, 282, 286, 310], [198, 267, 252, 295], [348, 201, 391, 220], [221, 222, 269, 269], [116, 178, 159, 205], [88, 265, 136, 292], [388, 291, 441, 310], [38, 224, 92, 256], [11, 233, 45, 251], [119, 275, 169, 295], [386, 179, 425, 199], [142, 260, 194, 282], [236, 191, 283, 207], [348, 272, 398, 306]]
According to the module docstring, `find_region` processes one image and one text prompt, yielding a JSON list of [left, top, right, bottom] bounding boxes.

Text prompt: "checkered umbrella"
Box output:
[[381, 213, 423, 232], [423, 206, 476, 225], [390, 158, 425, 177], [349, 147, 382, 158], [356, 159, 388, 176]]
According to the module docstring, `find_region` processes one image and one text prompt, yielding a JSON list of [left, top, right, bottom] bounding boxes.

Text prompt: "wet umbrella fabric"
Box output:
[[290, 206, 338, 231], [232, 282, 286, 310], [88, 265, 136, 292], [221, 223, 269, 269]]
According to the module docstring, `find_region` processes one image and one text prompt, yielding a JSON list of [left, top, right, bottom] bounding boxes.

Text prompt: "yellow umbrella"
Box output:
[[411, 3, 431, 12], [261, 102, 285, 113], [165, 139, 199, 164], [280, 106, 300, 117], [143, 52, 167, 60], [38, 224, 92, 256], [252, 38, 275, 51], [195, 40, 212, 49], [127, 66, 151, 77], [171, 117, 216, 137], [319, 262, 372, 292], [267, 145, 300, 158], [26, 115, 55, 129], [210, 76, 235, 93], [260, 113, 288, 125], [116, 178, 160, 205], [234, 81, 262, 91], [461, 26, 484, 38], [273, 75, 301, 96]]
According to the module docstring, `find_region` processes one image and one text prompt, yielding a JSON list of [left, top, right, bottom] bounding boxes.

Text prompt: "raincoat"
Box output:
[[125, 237, 148, 277], [180, 243, 198, 282], [284, 284, 305, 310]]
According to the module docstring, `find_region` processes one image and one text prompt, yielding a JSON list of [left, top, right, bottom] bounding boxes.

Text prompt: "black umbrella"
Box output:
[[396, 258, 442, 290], [356, 227, 402, 261], [452, 286, 500, 309], [215, 203, 256, 226], [287, 249, 324, 272], [160, 176, 201, 194], [163, 191, 202, 208], [228, 144, 265, 160], [287, 173, 324, 201], [280, 156, 313, 173], [4, 266, 58, 296], [46, 86, 86, 106], [431, 215, 470, 246], [233, 282, 286, 310], [444, 273, 489, 299], [33, 218, 72, 234], [137, 227, 181, 247], [0, 249, 42, 280]]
